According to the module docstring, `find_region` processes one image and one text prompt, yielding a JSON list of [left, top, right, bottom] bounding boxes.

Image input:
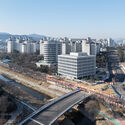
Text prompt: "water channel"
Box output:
[[0, 74, 51, 101]]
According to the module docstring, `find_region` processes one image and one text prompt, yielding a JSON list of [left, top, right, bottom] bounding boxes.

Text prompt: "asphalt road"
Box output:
[[26, 91, 89, 125], [107, 49, 125, 100], [115, 67, 125, 82]]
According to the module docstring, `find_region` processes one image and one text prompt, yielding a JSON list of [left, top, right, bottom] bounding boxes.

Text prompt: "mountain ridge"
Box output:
[[0, 32, 46, 42]]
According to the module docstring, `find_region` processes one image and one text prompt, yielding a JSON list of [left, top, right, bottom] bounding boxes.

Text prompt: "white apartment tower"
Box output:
[[21, 44, 27, 53], [62, 41, 70, 54], [82, 39, 96, 55], [107, 38, 115, 47], [40, 40, 44, 55], [82, 39, 91, 55], [7, 38, 14, 53], [7, 37, 40, 54]]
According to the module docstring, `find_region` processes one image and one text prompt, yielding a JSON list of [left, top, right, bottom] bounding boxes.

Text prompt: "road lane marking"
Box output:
[[30, 118, 44, 125]]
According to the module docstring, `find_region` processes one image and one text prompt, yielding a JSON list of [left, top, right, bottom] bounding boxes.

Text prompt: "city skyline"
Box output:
[[0, 0, 125, 39]]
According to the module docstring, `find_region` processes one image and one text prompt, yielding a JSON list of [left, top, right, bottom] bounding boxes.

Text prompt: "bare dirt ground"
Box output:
[[0, 79, 49, 108], [78, 96, 125, 125], [55, 96, 125, 125]]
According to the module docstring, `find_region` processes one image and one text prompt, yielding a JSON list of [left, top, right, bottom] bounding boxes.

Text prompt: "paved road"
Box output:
[[25, 91, 89, 125], [115, 67, 125, 82], [106, 49, 125, 102]]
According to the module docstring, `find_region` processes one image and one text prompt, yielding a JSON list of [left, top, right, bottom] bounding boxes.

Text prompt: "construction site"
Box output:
[[0, 62, 125, 125]]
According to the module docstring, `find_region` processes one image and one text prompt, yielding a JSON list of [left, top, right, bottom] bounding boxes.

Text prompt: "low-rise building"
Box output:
[[58, 52, 96, 79]]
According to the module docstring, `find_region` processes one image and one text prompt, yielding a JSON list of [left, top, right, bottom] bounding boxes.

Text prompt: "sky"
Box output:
[[0, 0, 125, 39]]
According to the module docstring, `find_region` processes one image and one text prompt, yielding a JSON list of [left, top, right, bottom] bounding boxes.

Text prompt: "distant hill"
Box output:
[[0, 33, 12, 42], [0, 32, 46, 42], [114, 38, 125, 43], [28, 34, 45, 38], [28, 34, 46, 41]]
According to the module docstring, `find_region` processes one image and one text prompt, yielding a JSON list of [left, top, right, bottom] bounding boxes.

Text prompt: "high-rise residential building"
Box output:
[[82, 39, 96, 55], [7, 38, 15, 53], [61, 39, 71, 54], [40, 39, 44, 55], [82, 39, 91, 55], [123, 40, 125, 45], [96, 43, 101, 54], [75, 41, 82, 52], [15, 38, 20, 51], [62, 41, 69, 54], [31, 42, 37, 53], [107, 38, 115, 47], [7, 37, 40, 54], [86, 37, 92, 43], [70, 41, 76, 52], [58, 52, 96, 79], [90, 43, 96, 55], [21, 44, 27, 53], [70, 40, 82, 52], [36, 42, 40, 52]]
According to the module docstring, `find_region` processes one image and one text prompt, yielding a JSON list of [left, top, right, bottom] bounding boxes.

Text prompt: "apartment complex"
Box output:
[[58, 52, 96, 79], [82, 39, 96, 55], [7, 37, 40, 54], [7, 38, 14, 53]]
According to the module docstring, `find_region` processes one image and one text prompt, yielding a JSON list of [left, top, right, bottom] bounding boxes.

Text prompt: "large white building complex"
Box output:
[[7, 36, 116, 69], [7, 37, 40, 54], [58, 52, 96, 79]]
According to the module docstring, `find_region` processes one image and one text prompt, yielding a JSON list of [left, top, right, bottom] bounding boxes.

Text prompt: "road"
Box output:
[[4, 102, 23, 125], [115, 67, 125, 82], [106, 49, 125, 99], [23, 91, 89, 125]]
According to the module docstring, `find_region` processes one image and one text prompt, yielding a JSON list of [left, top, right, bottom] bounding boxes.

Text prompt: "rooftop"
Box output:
[[58, 52, 96, 58]]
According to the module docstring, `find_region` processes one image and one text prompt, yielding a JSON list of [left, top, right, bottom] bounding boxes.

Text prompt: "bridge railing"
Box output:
[[19, 89, 80, 125], [49, 94, 90, 125]]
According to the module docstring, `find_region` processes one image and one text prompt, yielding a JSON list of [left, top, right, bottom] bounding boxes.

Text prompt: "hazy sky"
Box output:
[[0, 0, 125, 38]]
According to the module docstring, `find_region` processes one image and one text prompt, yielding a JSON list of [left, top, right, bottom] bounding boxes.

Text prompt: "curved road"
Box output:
[[21, 91, 90, 125]]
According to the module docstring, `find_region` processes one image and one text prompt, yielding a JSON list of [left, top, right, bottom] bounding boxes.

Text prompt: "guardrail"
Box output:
[[19, 89, 80, 125], [110, 85, 121, 98]]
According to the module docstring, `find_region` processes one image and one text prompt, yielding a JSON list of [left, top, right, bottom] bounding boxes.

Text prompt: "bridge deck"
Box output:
[[26, 91, 89, 125]]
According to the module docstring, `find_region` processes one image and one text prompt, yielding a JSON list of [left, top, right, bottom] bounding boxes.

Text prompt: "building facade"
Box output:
[[43, 41, 62, 65], [82, 39, 97, 55], [7, 38, 15, 53], [7, 37, 40, 54], [58, 52, 96, 79]]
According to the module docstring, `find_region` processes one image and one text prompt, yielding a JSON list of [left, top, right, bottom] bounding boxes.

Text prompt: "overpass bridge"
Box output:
[[19, 89, 90, 125]]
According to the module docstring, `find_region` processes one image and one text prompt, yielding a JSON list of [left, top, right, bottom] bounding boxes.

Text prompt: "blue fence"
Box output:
[[110, 85, 121, 98]]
